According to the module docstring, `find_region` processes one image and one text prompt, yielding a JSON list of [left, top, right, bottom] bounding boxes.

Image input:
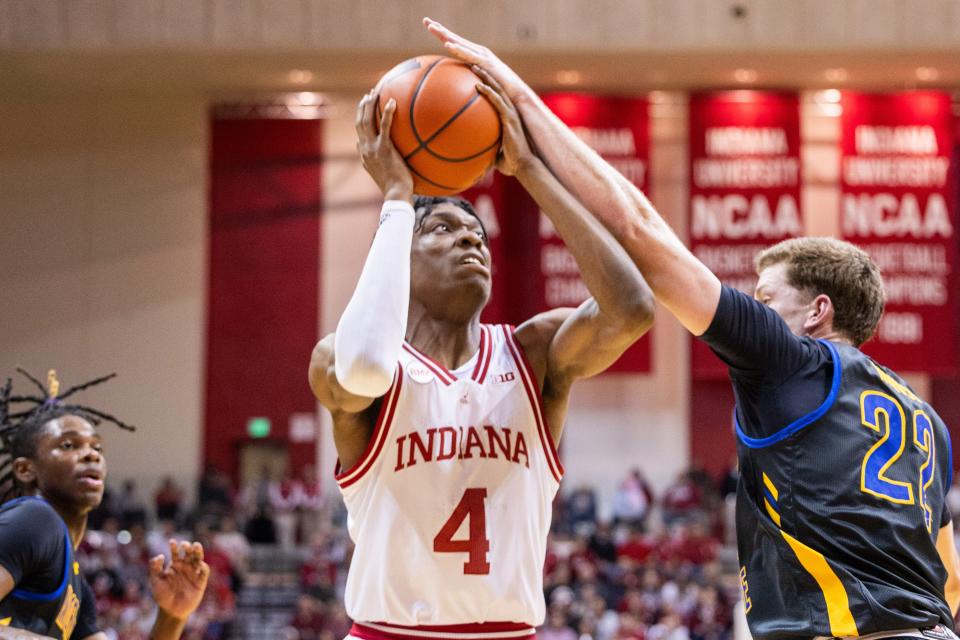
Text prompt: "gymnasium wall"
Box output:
[[0, 92, 208, 499]]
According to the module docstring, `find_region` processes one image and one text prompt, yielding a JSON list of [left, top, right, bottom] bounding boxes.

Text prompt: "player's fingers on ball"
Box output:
[[477, 84, 508, 116], [360, 93, 377, 133], [355, 94, 369, 130], [379, 99, 397, 136], [473, 66, 506, 96]]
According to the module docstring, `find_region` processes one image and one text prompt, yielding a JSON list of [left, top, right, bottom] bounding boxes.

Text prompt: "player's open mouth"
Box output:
[[458, 253, 488, 274], [77, 469, 104, 489]]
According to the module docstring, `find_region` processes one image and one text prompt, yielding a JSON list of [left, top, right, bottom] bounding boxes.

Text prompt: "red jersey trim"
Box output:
[[336, 366, 403, 489], [501, 325, 564, 483], [350, 622, 536, 640], [402, 344, 456, 385], [471, 325, 493, 384]]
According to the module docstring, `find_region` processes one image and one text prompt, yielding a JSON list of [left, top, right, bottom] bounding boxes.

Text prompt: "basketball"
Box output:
[[375, 55, 502, 196]]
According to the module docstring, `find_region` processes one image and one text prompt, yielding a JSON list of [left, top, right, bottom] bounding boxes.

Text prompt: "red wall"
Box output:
[[205, 117, 322, 479]]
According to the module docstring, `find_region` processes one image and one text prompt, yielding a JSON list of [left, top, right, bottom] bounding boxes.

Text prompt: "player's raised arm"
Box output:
[[309, 91, 414, 411], [425, 18, 721, 336], [477, 71, 653, 396]]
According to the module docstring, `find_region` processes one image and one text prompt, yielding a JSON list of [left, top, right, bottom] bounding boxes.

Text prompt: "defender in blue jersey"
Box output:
[[420, 19, 960, 640], [0, 371, 209, 639]]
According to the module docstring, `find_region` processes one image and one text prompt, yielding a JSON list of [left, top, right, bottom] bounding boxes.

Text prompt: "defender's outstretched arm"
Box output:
[[426, 18, 720, 336]]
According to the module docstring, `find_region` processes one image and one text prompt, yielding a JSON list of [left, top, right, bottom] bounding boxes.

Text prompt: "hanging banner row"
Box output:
[[463, 90, 958, 376]]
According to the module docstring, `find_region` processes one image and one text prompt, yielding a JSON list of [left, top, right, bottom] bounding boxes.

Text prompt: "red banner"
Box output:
[[688, 91, 804, 377], [537, 93, 652, 373], [840, 91, 958, 373]]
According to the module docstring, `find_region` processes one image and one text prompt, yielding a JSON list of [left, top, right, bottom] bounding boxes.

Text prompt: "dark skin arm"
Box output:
[[474, 70, 654, 442], [426, 18, 720, 336]]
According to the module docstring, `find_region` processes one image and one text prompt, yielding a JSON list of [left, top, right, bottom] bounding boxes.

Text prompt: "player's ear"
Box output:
[[12, 457, 37, 487], [805, 293, 833, 330]]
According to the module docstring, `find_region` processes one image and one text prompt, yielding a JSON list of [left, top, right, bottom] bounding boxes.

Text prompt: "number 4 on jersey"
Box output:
[[433, 488, 491, 575]]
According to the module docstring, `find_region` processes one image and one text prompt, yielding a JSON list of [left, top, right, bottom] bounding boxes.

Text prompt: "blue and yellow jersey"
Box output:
[[0, 497, 95, 639], [736, 340, 954, 639]]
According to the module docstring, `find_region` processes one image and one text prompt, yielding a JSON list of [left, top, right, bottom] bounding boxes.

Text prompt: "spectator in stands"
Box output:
[[617, 527, 656, 565], [118, 479, 149, 528], [298, 463, 326, 544], [271, 468, 303, 547], [689, 586, 729, 640], [588, 520, 618, 564], [647, 611, 690, 640], [612, 469, 653, 528], [147, 518, 181, 560], [214, 515, 251, 583], [155, 475, 185, 524], [661, 471, 703, 524], [288, 593, 326, 640], [716, 457, 738, 500], [540, 605, 578, 640], [241, 466, 278, 544], [568, 485, 599, 529], [198, 463, 235, 515]]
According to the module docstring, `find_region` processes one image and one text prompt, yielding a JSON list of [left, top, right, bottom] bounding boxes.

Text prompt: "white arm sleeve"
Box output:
[[333, 200, 414, 397]]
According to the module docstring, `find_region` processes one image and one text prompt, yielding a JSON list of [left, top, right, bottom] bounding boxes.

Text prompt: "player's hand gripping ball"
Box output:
[[375, 55, 502, 196]]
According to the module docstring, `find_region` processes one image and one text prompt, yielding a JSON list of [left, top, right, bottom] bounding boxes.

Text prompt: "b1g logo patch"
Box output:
[[406, 361, 434, 384], [490, 371, 516, 385]]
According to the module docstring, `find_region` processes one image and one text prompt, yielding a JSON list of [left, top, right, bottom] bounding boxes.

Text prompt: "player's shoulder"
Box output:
[[0, 496, 61, 521], [511, 309, 576, 386], [0, 497, 64, 539], [514, 308, 575, 351]]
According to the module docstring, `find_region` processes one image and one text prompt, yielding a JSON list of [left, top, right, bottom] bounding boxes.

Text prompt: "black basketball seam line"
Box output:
[[408, 56, 447, 149], [404, 92, 488, 162], [414, 132, 502, 163], [405, 160, 460, 193]]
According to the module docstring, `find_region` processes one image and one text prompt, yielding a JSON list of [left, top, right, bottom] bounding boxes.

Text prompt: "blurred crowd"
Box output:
[[76, 461, 743, 640]]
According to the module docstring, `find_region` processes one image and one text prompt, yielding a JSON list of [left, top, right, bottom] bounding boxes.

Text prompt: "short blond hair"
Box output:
[[756, 237, 885, 346]]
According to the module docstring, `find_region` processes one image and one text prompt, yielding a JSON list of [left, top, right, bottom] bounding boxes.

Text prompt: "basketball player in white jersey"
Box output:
[[308, 75, 653, 640]]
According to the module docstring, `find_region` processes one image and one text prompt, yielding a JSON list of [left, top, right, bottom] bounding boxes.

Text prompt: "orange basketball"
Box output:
[[375, 55, 502, 196]]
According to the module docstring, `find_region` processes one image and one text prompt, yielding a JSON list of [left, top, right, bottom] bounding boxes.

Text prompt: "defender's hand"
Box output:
[[424, 18, 531, 106], [474, 67, 532, 177], [149, 539, 210, 621], [356, 90, 414, 202]]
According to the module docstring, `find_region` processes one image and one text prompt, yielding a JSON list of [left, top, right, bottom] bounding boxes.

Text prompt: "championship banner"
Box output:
[[537, 93, 652, 373], [688, 91, 803, 377], [840, 91, 957, 373]]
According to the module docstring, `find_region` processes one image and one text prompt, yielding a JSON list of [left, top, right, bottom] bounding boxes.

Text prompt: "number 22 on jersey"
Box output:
[[860, 390, 936, 532], [433, 488, 491, 575]]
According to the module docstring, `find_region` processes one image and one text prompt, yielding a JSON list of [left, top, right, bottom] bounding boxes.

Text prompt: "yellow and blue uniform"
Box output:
[[703, 286, 954, 640], [0, 497, 98, 639]]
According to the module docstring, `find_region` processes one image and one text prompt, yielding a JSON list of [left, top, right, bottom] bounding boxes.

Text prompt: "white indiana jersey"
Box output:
[[336, 324, 564, 628]]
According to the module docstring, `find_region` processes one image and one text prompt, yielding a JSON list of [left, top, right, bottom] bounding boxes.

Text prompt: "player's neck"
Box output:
[[806, 324, 853, 346], [405, 309, 483, 370], [43, 496, 88, 549]]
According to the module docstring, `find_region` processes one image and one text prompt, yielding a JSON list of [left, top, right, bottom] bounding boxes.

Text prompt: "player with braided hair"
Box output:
[[0, 369, 209, 640]]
